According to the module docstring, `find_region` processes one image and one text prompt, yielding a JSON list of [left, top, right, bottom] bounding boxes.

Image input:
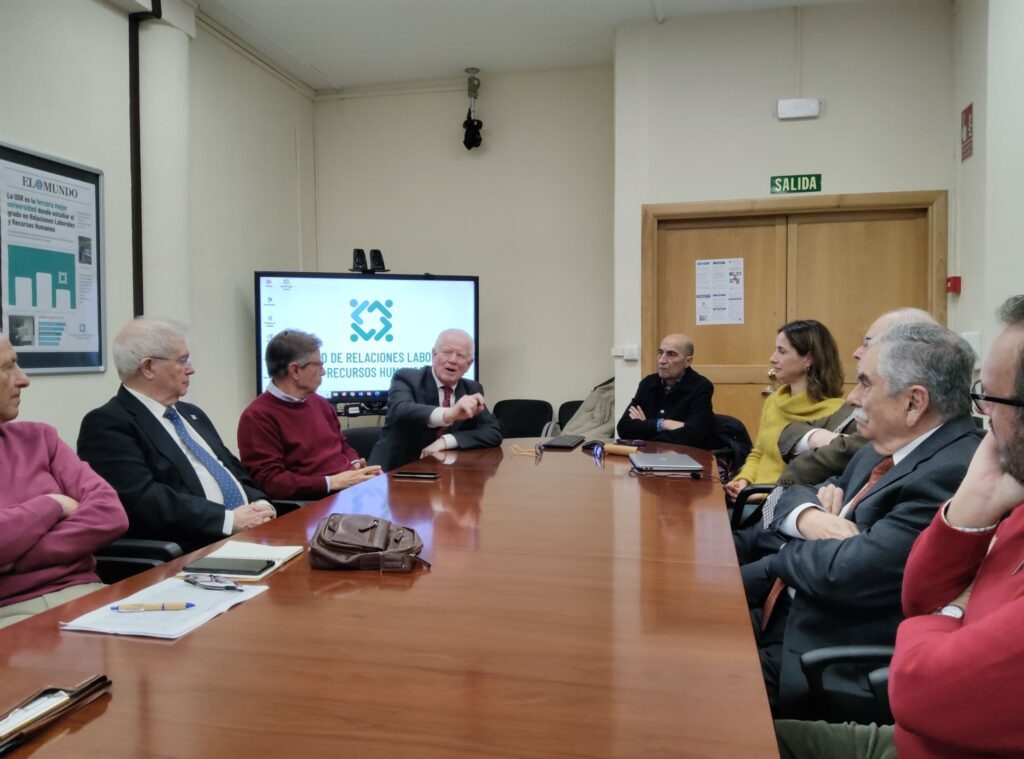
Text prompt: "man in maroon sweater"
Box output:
[[0, 333, 127, 628], [774, 294, 1024, 758], [238, 330, 381, 500]]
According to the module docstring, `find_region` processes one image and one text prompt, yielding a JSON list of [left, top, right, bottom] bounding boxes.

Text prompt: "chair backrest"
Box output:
[[343, 425, 382, 459], [711, 414, 753, 482], [557, 400, 583, 430], [493, 399, 554, 438]]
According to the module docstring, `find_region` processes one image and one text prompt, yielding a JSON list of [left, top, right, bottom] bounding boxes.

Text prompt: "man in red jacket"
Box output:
[[0, 333, 127, 628], [774, 293, 1024, 758]]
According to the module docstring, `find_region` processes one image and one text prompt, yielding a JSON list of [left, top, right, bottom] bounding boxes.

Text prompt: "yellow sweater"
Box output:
[[734, 386, 845, 485]]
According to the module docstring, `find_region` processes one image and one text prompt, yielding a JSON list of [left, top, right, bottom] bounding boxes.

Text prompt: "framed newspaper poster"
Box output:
[[0, 141, 104, 373]]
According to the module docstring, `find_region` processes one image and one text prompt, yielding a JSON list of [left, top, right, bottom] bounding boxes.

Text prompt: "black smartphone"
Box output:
[[392, 471, 441, 480], [615, 439, 646, 447], [183, 557, 275, 575]]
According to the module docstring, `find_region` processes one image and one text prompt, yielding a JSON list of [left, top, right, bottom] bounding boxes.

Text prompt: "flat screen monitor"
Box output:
[[254, 272, 478, 403]]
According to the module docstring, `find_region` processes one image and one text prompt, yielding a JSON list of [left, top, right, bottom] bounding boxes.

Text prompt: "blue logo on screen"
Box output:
[[350, 299, 394, 342]]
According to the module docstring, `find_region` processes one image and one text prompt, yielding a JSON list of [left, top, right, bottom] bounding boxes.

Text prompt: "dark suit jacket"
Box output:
[[776, 403, 868, 487], [616, 368, 715, 448], [77, 386, 267, 554], [763, 415, 981, 718], [368, 367, 503, 471]]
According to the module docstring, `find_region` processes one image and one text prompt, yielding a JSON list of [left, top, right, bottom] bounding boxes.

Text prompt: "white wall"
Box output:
[[0, 0, 134, 443], [949, 0, 987, 340], [186, 19, 317, 444], [0, 2, 316, 449], [979, 0, 1024, 346], [614, 0, 954, 416], [314, 67, 614, 416]]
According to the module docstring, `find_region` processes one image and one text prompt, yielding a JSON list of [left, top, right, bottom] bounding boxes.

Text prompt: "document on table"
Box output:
[[61, 578, 267, 640]]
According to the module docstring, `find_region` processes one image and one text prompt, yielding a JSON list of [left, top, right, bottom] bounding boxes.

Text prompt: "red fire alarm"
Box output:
[[946, 276, 962, 294]]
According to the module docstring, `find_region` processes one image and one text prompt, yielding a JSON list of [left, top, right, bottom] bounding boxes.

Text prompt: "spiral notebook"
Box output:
[[181, 540, 303, 581]]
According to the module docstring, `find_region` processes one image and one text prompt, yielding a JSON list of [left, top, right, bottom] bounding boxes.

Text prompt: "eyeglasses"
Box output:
[[437, 349, 471, 362], [150, 355, 192, 368], [183, 573, 243, 591], [970, 379, 1024, 416]]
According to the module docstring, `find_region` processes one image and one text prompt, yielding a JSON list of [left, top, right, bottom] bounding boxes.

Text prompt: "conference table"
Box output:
[[1, 441, 778, 757]]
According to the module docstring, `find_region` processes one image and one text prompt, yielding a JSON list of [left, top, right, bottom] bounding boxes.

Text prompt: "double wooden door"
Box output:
[[641, 192, 947, 434]]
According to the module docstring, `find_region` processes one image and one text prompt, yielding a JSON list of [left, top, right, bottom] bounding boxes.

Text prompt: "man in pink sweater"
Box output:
[[238, 330, 381, 500], [774, 293, 1024, 758], [0, 333, 127, 628]]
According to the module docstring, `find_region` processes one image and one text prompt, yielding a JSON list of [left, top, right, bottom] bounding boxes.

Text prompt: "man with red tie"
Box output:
[[753, 322, 981, 719], [775, 295, 1024, 758], [368, 329, 502, 471]]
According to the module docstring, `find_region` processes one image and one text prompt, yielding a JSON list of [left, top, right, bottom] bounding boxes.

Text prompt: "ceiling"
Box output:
[[196, 0, 866, 92]]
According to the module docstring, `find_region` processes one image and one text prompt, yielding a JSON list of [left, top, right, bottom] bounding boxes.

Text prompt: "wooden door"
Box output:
[[654, 217, 788, 431], [641, 192, 947, 437], [787, 210, 930, 383]]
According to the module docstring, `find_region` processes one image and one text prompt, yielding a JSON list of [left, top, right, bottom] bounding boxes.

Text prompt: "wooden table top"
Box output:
[[1, 441, 778, 758]]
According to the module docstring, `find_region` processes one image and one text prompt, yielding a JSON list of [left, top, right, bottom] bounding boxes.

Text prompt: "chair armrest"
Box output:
[[730, 484, 775, 530], [868, 666, 890, 716], [800, 645, 895, 697], [94, 538, 183, 561]]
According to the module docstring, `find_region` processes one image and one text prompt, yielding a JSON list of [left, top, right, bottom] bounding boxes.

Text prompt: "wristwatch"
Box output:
[[936, 604, 965, 619]]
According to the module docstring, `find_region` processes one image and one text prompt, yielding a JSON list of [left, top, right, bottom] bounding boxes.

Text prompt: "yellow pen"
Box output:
[[109, 602, 196, 612]]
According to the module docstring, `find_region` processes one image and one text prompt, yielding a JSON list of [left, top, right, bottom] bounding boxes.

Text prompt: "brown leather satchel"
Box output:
[[308, 513, 430, 573]]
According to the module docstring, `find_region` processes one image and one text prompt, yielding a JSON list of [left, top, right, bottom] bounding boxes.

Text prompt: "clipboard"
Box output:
[[0, 674, 111, 753]]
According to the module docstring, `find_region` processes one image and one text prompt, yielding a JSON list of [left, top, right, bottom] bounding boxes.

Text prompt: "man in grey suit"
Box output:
[[369, 329, 503, 471], [752, 322, 981, 719]]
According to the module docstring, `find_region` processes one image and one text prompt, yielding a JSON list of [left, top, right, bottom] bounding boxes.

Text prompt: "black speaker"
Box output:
[[350, 248, 367, 272]]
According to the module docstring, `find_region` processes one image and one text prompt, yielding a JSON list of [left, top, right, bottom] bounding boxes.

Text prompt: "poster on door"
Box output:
[[695, 258, 744, 325]]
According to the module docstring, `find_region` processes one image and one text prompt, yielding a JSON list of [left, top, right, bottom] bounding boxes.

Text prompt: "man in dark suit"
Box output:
[[369, 328, 502, 471], [616, 333, 715, 448], [78, 318, 275, 553], [751, 322, 980, 719]]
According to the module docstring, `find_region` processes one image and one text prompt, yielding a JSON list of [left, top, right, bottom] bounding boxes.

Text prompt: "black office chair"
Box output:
[[343, 425, 382, 459], [800, 645, 895, 725], [557, 400, 583, 430], [94, 538, 183, 584], [729, 484, 775, 530], [492, 399, 554, 438], [711, 414, 752, 482]]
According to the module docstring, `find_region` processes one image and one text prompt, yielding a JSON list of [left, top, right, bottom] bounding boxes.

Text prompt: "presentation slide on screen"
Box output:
[[0, 159, 100, 354], [257, 275, 477, 398]]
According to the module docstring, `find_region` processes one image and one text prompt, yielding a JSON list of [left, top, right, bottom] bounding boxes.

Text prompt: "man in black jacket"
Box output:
[[78, 318, 275, 553], [616, 333, 715, 448]]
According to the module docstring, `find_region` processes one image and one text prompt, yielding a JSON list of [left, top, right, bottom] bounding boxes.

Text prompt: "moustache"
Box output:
[[852, 408, 870, 425]]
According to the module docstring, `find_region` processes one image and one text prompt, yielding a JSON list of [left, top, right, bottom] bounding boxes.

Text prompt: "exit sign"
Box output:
[[770, 174, 821, 194]]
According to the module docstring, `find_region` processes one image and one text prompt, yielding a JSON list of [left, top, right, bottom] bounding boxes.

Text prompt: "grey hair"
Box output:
[[872, 322, 974, 420], [112, 317, 188, 381], [265, 329, 322, 379]]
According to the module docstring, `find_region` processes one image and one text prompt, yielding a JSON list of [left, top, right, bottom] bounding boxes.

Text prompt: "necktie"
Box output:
[[437, 386, 454, 438], [846, 456, 895, 514], [163, 406, 245, 509], [761, 455, 896, 629]]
